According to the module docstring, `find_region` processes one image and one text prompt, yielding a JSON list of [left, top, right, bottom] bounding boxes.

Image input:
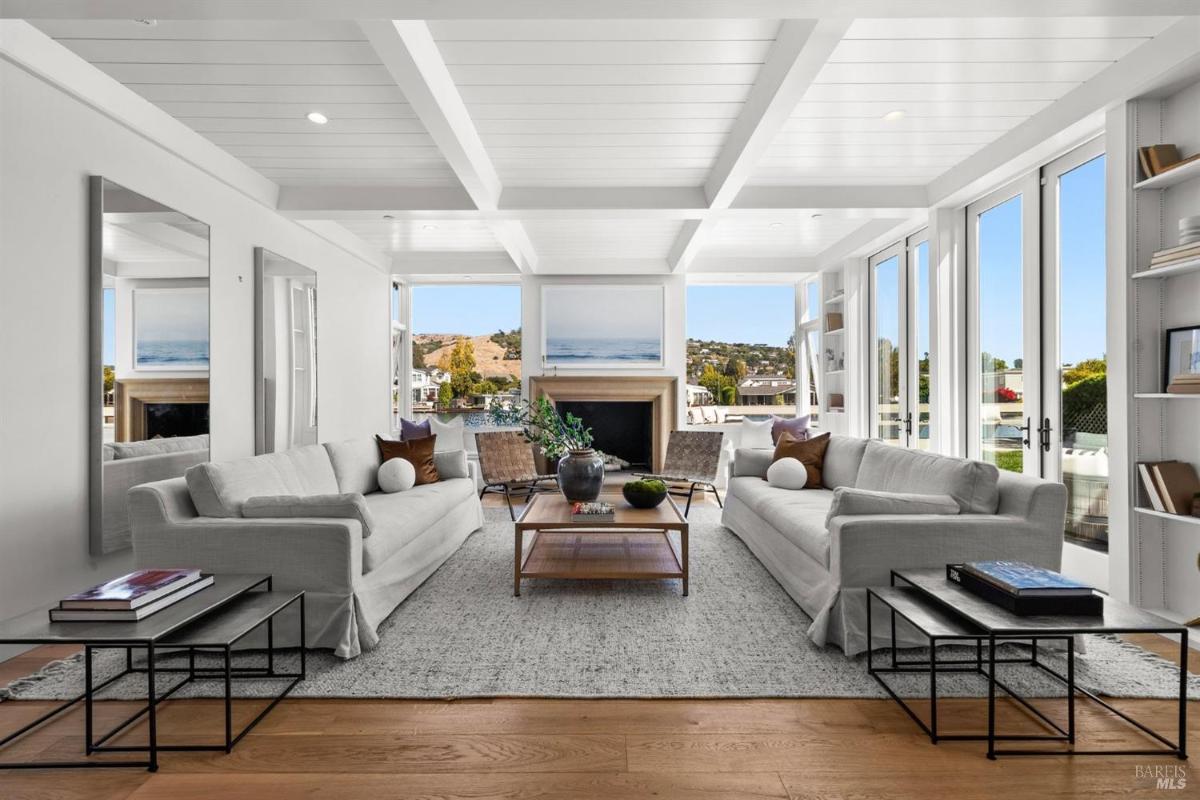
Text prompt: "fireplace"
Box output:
[[529, 376, 676, 472], [556, 400, 652, 470], [145, 402, 209, 439]]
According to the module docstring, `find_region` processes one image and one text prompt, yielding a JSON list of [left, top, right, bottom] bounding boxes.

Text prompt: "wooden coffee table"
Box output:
[[513, 494, 690, 596]]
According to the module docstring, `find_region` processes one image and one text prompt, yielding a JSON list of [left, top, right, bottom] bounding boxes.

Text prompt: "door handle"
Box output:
[[1019, 416, 1032, 449], [1037, 417, 1052, 453], [904, 412, 913, 437]]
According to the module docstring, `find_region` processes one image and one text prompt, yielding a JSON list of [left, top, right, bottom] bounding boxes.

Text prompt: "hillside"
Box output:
[[416, 333, 522, 381]]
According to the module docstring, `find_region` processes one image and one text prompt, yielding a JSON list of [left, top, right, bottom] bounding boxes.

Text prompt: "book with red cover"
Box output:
[[60, 569, 201, 610]]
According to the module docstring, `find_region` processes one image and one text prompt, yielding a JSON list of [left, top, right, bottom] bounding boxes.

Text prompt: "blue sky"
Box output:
[[411, 285, 521, 335], [686, 284, 795, 346]]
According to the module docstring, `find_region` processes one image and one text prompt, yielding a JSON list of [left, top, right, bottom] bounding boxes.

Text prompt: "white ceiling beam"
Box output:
[[6, 1, 1195, 18], [108, 222, 208, 260], [928, 16, 1200, 208], [295, 221, 393, 272], [669, 18, 850, 273], [276, 183, 930, 221], [359, 19, 538, 273], [390, 252, 521, 276]]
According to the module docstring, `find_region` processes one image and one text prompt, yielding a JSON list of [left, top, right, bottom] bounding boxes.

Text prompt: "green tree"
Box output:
[[720, 385, 737, 405], [1063, 357, 1106, 386], [981, 351, 1009, 372], [102, 365, 114, 395], [437, 382, 453, 409], [724, 358, 747, 382], [439, 337, 476, 398]]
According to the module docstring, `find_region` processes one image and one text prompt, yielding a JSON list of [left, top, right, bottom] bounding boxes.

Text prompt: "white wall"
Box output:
[[0, 60, 390, 653]]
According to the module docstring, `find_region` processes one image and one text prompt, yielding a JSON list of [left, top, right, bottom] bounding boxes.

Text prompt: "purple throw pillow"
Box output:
[[771, 414, 810, 445], [400, 418, 432, 441]]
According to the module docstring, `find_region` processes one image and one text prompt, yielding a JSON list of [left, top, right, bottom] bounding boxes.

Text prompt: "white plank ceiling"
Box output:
[[25, 13, 1188, 269], [750, 16, 1178, 185]]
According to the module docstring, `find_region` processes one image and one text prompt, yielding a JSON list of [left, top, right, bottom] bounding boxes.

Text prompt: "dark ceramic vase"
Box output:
[[557, 448, 605, 502]]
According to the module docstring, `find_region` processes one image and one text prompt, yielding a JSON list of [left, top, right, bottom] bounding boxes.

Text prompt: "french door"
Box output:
[[967, 138, 1109, 552], [869, 231, 931, 448]]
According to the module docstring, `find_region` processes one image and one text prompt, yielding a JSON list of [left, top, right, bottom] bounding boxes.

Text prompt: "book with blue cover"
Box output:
[[961, 561, 1092, 598]]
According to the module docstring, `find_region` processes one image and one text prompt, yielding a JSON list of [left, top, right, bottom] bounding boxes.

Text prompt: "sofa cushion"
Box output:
[[772, 432, 830, 489], [109, 434, 210, 460], [740, 417, 774, 449], [766, 457, 808, 490], [732, 448, 773, 478], [185, 444, 338, 518], [400, 417, 431, 440], [324, 438, 382, 495], [242, 493, 376, 537], [822, 435, 868, 489], [854, 440, 1000, 513], [825, 487, 960, 527], [378, 458, 416, 493], [376, 435, 440, 485], [730, 476, 834, 566], [361, 478, 476, 572], [430, 416, 465, 453], [771, 414, 810, 444], [433, 449, 470, 480]]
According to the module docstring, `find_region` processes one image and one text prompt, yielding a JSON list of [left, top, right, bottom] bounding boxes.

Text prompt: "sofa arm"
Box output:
[[132, 516, 363, 594], [828, 513, 1063, 588]]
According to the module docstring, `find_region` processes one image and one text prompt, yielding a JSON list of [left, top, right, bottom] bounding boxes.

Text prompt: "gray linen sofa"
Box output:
[[722, 436, 1067, 655], [129, 438, 484, 658], [101, 434, 210, 551]]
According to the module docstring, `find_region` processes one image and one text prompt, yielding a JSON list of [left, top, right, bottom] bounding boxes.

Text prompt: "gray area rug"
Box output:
[[4, 507, 1197, 701]]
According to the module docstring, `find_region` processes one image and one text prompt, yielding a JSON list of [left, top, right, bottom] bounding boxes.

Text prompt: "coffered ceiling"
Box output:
[[11, 2, 1196, 277]]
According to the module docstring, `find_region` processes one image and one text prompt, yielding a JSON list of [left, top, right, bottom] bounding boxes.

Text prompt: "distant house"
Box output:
[[737, 374, 796, 406], [686, 384, 713, 406], [411, 368, 447, 406]]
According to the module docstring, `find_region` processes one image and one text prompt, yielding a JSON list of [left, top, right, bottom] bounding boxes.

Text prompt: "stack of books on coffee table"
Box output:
[[946, 560, 1102, 616], [49, 569, 213, 622]]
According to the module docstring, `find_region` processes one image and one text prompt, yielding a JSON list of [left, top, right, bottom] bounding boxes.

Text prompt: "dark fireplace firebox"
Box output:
[[555, 400, 652, 470], [144, 402, 209, 439]]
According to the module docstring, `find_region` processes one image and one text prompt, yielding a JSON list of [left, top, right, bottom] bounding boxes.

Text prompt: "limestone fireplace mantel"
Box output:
[[528, 376, 677, 472], [114, 378, 210, 442]]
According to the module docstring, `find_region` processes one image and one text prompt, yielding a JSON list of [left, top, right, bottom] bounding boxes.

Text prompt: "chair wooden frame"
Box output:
[[476, 431, 560, 520], [634, 430, 724, 517]]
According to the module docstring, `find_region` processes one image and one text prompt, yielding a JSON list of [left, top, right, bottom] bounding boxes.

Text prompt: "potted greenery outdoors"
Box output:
[[489, 398, 604, 502]]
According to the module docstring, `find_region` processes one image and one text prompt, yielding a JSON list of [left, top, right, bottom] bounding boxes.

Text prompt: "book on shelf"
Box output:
[[1151, 462, 1200, 515], [1168, 375, 1200, 394], [825, 312, 844, 331], [570, 501, 615, 523], [946, 561, 1102, 616], [1139, 461, 1176, 512], [1138, 144, 1181, 177], [1150, 242, 1200, 268], [50, 574, 213, 622]]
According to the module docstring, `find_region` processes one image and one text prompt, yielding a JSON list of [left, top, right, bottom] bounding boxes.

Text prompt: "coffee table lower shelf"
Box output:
[[515, 530, 687, 596]]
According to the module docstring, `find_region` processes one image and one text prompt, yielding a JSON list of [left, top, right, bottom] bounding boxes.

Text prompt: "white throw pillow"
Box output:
[[378, 457, 416, 493], [766, 457, 808, 490], [429, 416, 464, 453], [740, 417, 775, 449]]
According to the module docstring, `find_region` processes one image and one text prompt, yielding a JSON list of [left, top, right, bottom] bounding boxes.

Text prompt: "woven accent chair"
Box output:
[[635, 430, 724, 516], [476, 430, 559, 520]]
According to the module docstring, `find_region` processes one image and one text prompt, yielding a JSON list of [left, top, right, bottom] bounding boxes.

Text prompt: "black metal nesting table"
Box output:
[[868, 568, 1189, 760], [0, 574, 304, 772]]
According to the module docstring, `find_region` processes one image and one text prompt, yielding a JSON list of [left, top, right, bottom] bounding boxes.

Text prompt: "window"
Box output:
[[800, 277, 821, 427], [868, 231, 932, 449], [686, 284, 798, 425], [390, 280, 406, 428], [409, 284, 521, 423], [966, 138, 1108, 552]]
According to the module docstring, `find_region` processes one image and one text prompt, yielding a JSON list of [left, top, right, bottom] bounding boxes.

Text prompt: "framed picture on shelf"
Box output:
[[1164, 324, 1200, 391], [541, 284, 664, 369]]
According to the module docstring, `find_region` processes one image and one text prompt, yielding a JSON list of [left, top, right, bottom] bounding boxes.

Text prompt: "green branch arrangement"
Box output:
[[488, 397, 594, 460]]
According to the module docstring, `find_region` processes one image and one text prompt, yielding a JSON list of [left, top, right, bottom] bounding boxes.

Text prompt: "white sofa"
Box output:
[[128, 438, 484, 658], [100, 434, 210, 551], [722, 436, 1068, 655]]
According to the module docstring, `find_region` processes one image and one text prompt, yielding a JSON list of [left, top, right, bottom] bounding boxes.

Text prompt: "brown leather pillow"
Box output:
[[772, 431, 831, 489], [375, 434, 440, 485]]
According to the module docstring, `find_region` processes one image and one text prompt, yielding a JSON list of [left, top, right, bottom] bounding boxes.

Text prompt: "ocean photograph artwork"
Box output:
[[134, 287, 210, 370], [542, 285, 664, 367]]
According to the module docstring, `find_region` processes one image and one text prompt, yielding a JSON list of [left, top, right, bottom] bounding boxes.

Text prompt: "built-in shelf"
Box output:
[[1130, 257, 1200, 280], [1134, 393, 1200, 400], [1133, 507, 1200, 527], [826, 369, 845, 376], [824, 293, 845, 305], [826, 409, 845, 415], [825, 327, 844, 335], [1134, 156, 1200, 190]]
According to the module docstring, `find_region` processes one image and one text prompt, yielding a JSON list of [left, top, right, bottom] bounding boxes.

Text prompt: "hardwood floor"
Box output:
[[1, 496, 1194, 799]]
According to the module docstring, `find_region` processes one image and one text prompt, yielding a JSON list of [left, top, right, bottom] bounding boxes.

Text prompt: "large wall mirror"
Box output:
[[255, 248, 318, 454], [90, 177, 211, 556]]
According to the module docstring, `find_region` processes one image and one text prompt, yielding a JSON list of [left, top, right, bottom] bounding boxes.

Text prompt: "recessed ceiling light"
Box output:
[[883, 109, 906, 122], [811, 213, 823, 219], [422, 224, 439, 231], [133, 18, 157, 26], [382, 214, 394, 220], [306, 111, 329, 125], [768, 222, 785, 229]]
